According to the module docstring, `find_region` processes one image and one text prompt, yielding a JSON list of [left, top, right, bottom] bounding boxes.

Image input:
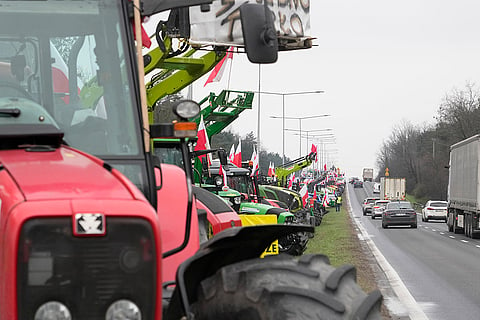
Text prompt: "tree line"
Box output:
[[376, 82, 480, 200]]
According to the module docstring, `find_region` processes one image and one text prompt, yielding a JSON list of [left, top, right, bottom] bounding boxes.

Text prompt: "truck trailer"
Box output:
[[379, 177, 406, 201], [447, 134, 480, 238], [362, 168, 374, 182]]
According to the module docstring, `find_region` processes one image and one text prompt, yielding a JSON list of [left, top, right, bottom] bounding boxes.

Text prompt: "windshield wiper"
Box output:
[[0, 108, 21, 117]]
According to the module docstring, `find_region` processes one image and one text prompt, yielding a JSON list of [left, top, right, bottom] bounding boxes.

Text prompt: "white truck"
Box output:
[[362, 168, 374, 182], [379, 177, 406, 201], [447, 134, 480, 238]]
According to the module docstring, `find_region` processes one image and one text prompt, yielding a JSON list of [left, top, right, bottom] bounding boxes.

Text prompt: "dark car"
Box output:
[[382, 201, 417, 229], [353, 180, 363, 188]]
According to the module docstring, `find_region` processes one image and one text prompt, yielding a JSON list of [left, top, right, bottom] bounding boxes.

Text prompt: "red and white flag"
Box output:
[[288, 173, 295, 189], [194, 115, 212, 165], [268, 162, 274, 177], [204, 47, 234, 87], [250, 147, 259, 176], [233, 141, 242, 167], [228, 144, 235, 163], [299, 184, 309, 207], [322, 193, 328, 207], [311, 144, 318, 162], [218, 161, 228, 189]]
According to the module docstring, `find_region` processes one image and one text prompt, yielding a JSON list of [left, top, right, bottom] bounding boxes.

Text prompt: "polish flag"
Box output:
[[218, 161, 228, 189], [288, 173, 295, 189], [233, 141, 242, 167], [204, 47, 234, 87], [322, 193, 328, 207], [267, 162, 273, 177], [299, 184, 309, 207], [250, 147, 259, 176], [311, 144, 318, 162], [194, 115, 212, 165], [228, 144, 235, 163]]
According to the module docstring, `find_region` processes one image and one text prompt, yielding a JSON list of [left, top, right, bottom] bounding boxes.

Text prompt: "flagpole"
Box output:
[[257, 64, 261, 156]]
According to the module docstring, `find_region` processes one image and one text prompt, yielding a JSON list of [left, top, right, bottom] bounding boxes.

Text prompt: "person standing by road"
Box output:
[[335, 195, 342, 212]]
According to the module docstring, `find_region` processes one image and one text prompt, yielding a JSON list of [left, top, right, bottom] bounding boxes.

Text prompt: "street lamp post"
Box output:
[[286, 128, 334, 154], [273, 115, 331, 157], [257, 90, 324, 164]]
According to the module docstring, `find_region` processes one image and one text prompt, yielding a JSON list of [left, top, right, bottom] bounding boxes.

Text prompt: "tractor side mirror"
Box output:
[[240, 3, 278, 64]]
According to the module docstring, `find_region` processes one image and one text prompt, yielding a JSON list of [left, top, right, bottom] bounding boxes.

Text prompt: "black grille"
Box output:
[[17, 217, 156, 319]]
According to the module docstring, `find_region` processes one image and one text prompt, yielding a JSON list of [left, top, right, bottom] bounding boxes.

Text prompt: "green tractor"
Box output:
[[199, 159, 310, 256]]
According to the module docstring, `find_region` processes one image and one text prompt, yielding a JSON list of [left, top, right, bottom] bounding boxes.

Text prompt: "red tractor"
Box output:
[[0, 0, 382, 319]]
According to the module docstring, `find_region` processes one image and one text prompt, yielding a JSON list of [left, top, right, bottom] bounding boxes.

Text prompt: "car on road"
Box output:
[[371, 200, 390, 219], [349, 177, 359, 184], [373, 182, 380, 194], [382, 201, 417, 228], [362, 197, 379, 215], [422, 200, 448, 222], [354, 180, 363, 188]]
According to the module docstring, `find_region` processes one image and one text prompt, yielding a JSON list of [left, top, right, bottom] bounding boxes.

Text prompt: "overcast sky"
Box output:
[[147, 0, 480, 178]]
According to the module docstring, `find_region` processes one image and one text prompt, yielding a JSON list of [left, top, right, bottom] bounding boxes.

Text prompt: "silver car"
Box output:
[[362, 197, 379, 216], [371, 200, 390, 219]]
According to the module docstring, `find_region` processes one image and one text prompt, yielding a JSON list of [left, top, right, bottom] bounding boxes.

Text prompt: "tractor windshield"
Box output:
[[0, 0, 152, 195]]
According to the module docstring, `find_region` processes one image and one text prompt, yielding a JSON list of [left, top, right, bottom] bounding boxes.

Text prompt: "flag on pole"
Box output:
[[233, 141, 242, 167], [268, 162, 274, 177], [322, 193, 328, 207], [204, 47, 234, 86], [311, 144, 318, 162], [194, 115, 212, 165], [228, 144, 235, 163], [250, 147, 259, 176], [299, 184, 309, 207], [218, 161, 228, 190], [288, 173, 295, 189]]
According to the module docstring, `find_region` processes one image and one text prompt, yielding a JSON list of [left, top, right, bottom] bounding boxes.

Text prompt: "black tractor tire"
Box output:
[[191, 254, 383, 320], [314, 211, 323, 226], [278, 230, 309, 256]]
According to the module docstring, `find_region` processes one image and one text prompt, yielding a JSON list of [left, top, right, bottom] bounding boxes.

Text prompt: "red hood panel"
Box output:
[[0, 148, 133, 201]]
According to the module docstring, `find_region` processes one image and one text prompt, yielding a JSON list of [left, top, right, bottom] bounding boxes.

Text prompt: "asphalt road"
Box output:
[[348, 181, 480, 320]]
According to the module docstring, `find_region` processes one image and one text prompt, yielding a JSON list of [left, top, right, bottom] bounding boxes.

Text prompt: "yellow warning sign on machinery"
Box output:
[[239, 214, 279, 257]]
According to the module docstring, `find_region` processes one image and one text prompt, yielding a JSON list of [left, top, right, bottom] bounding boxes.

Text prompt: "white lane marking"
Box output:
[[449, 236, 455, 239], [476, 245, 480, 249], [440, 232, 445, 235], [346, 190, 428, 320], [461, 240, 469, 243], [431, 229, 436, 232]]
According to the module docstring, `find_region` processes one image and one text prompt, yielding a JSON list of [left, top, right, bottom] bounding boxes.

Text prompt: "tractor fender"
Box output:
[[164, 224, 313, 320]]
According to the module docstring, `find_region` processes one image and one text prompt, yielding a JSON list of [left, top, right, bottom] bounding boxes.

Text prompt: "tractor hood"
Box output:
[[0, 147, 137, 201]]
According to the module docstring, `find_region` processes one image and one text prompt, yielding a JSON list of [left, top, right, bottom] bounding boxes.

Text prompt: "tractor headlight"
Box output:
[[34, 301, 71, 320], [214, 176, 223, 187], [233, 196, 242, 204], [106, 300, 141, 320], [173, 100, 200, 120]]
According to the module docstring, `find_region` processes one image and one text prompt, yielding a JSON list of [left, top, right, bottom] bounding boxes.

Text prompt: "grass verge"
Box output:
[[305, 203, 392, 319]]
